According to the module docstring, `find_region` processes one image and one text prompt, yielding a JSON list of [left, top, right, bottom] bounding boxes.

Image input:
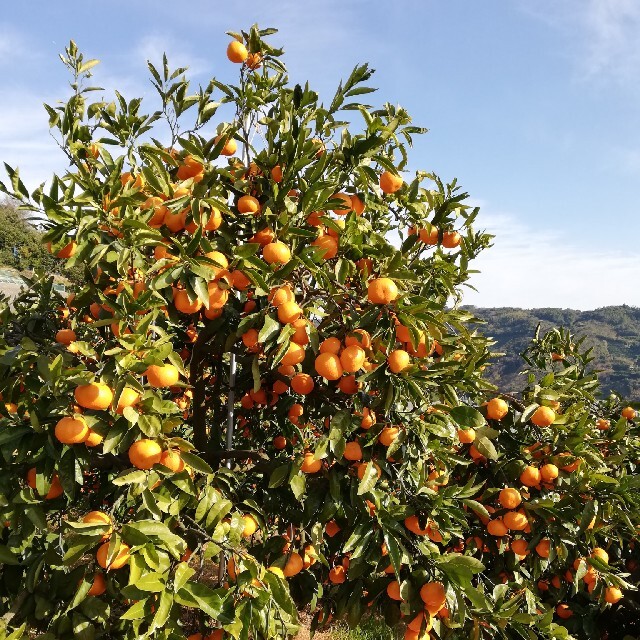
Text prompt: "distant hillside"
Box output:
[[468, 305, 640, 399]]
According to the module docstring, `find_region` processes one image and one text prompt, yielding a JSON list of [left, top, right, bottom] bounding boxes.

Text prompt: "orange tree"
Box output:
[[0, 26, 638, 640]]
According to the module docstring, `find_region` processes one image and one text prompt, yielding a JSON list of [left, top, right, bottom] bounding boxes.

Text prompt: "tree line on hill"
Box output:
[[0, 200, 81, 283], [470, 305, 640, 399]]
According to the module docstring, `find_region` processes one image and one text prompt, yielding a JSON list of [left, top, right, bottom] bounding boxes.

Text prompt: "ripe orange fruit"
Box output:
[[511, 539, 530, 557], [145, 364, 180, 388], [350, 194, 365, 215], [273, 435, 287, 450], [207, 281, 229, 310], [128, 439, 163, 470], [250, 227, 276, 246], [340, 345, 366, 373], [388, 349, 410, 373], [359, 407, 376, 429], [331, 193, 352, 215], [441, 231, 461, 248], [227, 40, 248, 63], [277, 300, 302, 324], [498, 488, 522, 509], [241, 514, 259, 538], [605, 586, 623, 603], [301, 452, 322, 474], [315, 353, 343, 380], [621, 406, 636, 420], [173, 288, 203, 314], [325, 521, 341, 537], [55, 416, 90, 444], [338, 375, 359, 395], [83, 511, 113, 540], [487, 518, 508, 536], [160, 449, 185, 473], [329, 565, 346, 584], [290, 318, 309, 345], [503, 510, 528, 531], [26, 468, 63, 499], [345, 329, 371, 349], [203, 250, 229, 278], [356, 461, 381, 480], [283, 552, 304, 577], [486, 398, 508, 420], [457, 428, 476, 443], [343, 441, 362, 461], [404, 515, 429, 536], [96, 541, 130, 570], [215, 135, 237, 156], [48, 240, 77, 259], [556, 604, 572, 619], [311, 235, 338, 259], [87, 572, 107, 596], [320, 337, 341, 354], [420, 582, 445, 609], [520, 466, 541, 487], [378, 426, 400, 447], [291, 373, 314, 395], [55, 328, 77, 345], [271, 165, 283, 182], [85, 430, 104, 447], [535, 539, 551, 558], [237, 195, 261, 214], [74, 383, 113, 411], [281, 342, 306, 367], [263, 241, 291, 265], [531, 406, 555, 427], [269, 284, 294, 307], [591, 547, 609, 564], [116, 387, 141, 415], [367, 278, 398, 304], [540, 463, 559, 482], [386, 580, 402, 601], [379, 171, 403, 194], [596, 418, 610, 430], [419, 226, 439, 244]]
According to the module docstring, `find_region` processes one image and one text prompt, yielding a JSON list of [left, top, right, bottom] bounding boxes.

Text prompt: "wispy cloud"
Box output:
[[521, 0, 640, 85], [464, 206, 640, 310]]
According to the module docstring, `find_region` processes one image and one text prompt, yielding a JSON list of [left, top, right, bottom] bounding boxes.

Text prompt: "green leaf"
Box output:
[[180, 451, 213, 474], [450, 405, 485, 429], [174, 562, 195, 592], [357, 462, 379, 495]]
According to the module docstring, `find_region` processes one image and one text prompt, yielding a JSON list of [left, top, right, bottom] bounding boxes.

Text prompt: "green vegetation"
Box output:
[[329, 618, 400, 640], [470, 305, 640, 398], [0, 200, 81, 283]]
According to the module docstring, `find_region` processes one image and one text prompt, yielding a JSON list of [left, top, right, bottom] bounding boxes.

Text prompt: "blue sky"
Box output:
[[1, 0, 639, 309]]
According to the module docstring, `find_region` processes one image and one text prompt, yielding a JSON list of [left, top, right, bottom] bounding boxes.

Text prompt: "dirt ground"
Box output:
[[294, 614, 333, 640]]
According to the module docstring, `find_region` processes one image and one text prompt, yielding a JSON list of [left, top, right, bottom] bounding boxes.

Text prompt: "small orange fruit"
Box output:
[[315, 353, 343, 380], [379, 171, 403, 194], [96, 541, 130, 570], [237, 195, 261, 214], [227, 40, 248, 63], [263, 241, 291, 265], [486, 398, 508, 420], [55, 416, 90, 445], [74, 383, 113, 411], [531, 406, 555, 427], [498, 488, 522, 509], [367, 278, 398, 304], [388, 349, 410, 373], [128, 439, 163, 470], [145, 364, 180, 388], [291, 373, 314, 395], [55, 328, 77, 345]]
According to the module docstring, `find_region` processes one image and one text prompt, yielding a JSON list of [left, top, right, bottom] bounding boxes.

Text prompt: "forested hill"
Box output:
[[467, 305, 640, 399]]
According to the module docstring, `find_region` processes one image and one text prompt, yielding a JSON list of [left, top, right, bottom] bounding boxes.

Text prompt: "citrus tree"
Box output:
[[0, 26, 638, 640]]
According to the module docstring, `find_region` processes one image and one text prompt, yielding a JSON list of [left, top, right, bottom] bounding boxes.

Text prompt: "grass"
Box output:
[[329, 618, 401, 640]]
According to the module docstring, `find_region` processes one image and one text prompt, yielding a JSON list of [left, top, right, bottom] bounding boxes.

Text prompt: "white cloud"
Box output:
[[464, 207, 640, 310], [521, 0, 640, 85]]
